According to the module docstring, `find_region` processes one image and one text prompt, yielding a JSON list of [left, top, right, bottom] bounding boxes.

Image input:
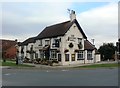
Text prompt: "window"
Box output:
[[65, 54, 69, 61], [58, 54, 61, 61], [52, 39, 60, 48], [87, 51, 93, 60], [51, 50, 57, 59], [45, 40, 50, 45], [35, 53, 38, 59], [78, 38, 82, 44], [21, 46, 24, 53], [39, 40, 42, 46], [78, 38, 83, 49], [77, 51, 84, 60], [71, 54, 75, 61], [39, 51, 44, 59], [30, 45, 33, 51]]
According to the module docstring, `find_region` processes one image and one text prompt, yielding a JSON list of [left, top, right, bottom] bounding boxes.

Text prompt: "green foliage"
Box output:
[[98, 43, 116, 61], [76, 63, 118, 68], [1, 60, 34, 67]]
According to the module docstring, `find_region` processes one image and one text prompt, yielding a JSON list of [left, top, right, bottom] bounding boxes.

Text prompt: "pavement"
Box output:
[[21, 60, 119, 70], [1, 60, 118, 69]]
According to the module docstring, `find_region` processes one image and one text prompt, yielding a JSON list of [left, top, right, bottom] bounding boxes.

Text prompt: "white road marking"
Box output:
[[4, 73, 11, 76], [46, 70, 50, 72], [61, 70, 68, 71]]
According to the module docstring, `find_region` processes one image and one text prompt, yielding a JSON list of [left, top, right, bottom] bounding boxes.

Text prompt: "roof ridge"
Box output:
[[0, 39, 16, 42], [46, 20, 70, 28], [84, 40, 96, 50], [36, 20, 73, 39], [86, 40, 93, 45]]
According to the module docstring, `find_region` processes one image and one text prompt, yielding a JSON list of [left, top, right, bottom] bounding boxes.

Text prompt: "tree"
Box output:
[[98, 43, 116, 61]]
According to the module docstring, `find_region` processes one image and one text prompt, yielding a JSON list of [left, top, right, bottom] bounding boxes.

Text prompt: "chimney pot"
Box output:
[[70, 10, 76, 21]]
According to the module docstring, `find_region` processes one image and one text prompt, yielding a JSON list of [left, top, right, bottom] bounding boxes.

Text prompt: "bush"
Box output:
[[23, 57, 30, 63], [35, 58, 41, 64], [52, 60, 58, 63], [41, 59, 49, 65]]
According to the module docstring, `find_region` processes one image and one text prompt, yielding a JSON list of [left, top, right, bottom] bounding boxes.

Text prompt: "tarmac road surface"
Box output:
[[2, 67, 118, 86]]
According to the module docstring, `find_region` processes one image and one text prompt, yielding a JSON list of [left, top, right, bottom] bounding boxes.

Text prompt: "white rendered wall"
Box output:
[[60, 23, 85, 65], [95, 54, 101, 62], [18, 46, 21, 57]]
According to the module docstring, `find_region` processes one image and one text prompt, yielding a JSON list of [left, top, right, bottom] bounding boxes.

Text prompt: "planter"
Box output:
[[74, 49, 79, 52], [26, 50, 35, 54], [64, 49, 69, 53], [56, 50, 60, 53], [26, 50, 30, 53]]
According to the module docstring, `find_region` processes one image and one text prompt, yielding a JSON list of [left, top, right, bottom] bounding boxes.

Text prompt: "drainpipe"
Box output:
[[49, 38, 51, 61], [84, 51, 86, 64], [94, 53, 96, 63]]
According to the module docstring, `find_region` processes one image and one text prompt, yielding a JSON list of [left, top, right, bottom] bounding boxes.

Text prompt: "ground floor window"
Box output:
[[71, 54, 75, 61], [65, 54, 69, 61], [39, 51, 44, 59], [30, 53, 34, 60], [77, 51, 84, 60], [58, 54, 61, 61], [51, 50, 57, 59], [87, 51, 93, 60], [35, 52, 38, 59]]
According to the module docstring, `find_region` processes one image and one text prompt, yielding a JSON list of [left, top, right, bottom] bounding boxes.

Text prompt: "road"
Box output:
[[2, 67, 118, 86]]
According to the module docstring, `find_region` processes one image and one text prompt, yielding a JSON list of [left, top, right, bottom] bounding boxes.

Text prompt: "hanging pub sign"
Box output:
[[69, 43, 74, 48]]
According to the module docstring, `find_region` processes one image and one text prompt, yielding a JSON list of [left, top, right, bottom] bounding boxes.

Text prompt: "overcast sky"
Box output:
[[1, 0, 118, 48]]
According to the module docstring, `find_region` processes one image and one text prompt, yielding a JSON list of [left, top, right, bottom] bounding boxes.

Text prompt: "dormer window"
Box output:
[[45, 40, 50, 46]]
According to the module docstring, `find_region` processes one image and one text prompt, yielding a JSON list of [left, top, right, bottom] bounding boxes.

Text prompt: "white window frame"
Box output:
[[39, 51, 44, 59], [52, 39, 60, 48], [52, 39, 57, 48], [77, 51, 84, 60], [87, 51, 93, 60], [78, 38, 82, 44], [51, 50, 57, 59], [39, 40, 42, 46], [45, 40, 50, 45]]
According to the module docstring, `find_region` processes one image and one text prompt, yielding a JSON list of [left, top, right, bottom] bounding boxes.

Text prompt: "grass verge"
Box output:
[[76, 63, 119, 68], [0, 60, 35, 67]]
